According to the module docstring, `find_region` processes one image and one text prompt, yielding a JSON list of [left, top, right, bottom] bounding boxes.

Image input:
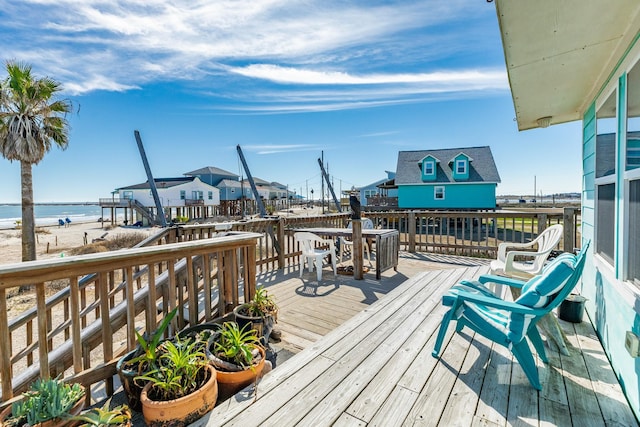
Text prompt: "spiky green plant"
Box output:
[[7, 377, 84, 426], [136, 335, 210, 401], [244, 286, 278, 318], [126, 308, 177, 376], [71, 399, 131, 426], [213, 321, 261, 368]]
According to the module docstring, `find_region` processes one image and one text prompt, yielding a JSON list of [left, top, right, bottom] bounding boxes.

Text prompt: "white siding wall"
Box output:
[[119, 179, 220, 206]]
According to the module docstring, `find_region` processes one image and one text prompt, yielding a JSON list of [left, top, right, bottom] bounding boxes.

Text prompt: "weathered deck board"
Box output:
[[191, 254, 637, 427]]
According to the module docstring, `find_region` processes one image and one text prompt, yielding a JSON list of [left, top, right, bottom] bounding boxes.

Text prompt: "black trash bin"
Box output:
[[558, 294, 587, 323]]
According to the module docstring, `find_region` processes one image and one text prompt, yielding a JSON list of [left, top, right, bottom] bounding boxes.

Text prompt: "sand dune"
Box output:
[[0, 221, 157, 266]]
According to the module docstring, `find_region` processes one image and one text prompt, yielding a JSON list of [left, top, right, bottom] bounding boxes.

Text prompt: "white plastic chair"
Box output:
[[339, 218, 374, 266], [294, 232, 337, 281], [490, 224, 564, 280]]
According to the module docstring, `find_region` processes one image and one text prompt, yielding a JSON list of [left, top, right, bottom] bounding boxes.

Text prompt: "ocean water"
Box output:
[[0, 204, 122, 229]]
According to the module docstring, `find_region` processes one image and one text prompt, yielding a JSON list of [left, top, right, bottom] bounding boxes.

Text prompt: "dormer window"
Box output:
[[456, 159, 467, 174], [449, 153, 471, 180], [420, 155, 439, 182], [424, 161, 435, 175]]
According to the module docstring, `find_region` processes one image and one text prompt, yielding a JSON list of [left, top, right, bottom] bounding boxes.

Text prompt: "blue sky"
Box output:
[[0, 0, 582, 203]]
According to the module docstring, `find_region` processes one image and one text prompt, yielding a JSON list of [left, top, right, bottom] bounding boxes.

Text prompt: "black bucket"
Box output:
[[558, 294, 587, 323]]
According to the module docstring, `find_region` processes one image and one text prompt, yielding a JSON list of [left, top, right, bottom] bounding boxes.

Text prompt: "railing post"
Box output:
[[537, 214, 548, 235], [353, 219, 364, 280], [563, 207, 576, 251], [277, 218, 285, 270], [0, 289, 12, 400], [408, 211, 416, 253]]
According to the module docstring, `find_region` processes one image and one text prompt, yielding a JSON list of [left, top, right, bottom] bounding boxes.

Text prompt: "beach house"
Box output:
[[495, 0, 640, 418], [394, 146, 500, 209], [356, 171, 397, 207], [115, 176, 220, 217]]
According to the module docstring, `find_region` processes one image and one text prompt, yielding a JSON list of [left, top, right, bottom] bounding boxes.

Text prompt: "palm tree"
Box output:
[[0, 61, 71, 262]]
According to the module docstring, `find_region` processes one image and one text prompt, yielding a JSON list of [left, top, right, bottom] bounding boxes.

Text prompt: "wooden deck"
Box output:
[[193, 253, 637, 427]]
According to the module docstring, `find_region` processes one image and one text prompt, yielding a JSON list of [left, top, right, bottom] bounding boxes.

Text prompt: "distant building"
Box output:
[[184, 166, 239, 187], [356, 171, 397, 207], [216, 179, 251, 201], [116, 177, 220, 207], [394, 146, 500, 209]]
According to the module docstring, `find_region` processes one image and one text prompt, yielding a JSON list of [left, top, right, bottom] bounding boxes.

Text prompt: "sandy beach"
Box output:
[[0, 221, 158, 266]]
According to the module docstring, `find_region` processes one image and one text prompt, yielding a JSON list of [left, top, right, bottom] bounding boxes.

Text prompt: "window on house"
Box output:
[[456, 160, 466, 174], [626, 62, 640, 285], [595, 89, 617, 265], [123, 191, 133, 200], [180, 190, 186, 200], [596, 183, 616, 264], [628, 179, 640, 285], [208, 191, 213, 200], [424, 161, 434, 175], [434, 186, 445, 200]]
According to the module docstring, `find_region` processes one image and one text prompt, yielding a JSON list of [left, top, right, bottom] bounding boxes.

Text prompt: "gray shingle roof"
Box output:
[[395, 146, 500, 184], [117, 177, 196, 190], [184, 166, 239, 178], [217, 179, 242, 188]]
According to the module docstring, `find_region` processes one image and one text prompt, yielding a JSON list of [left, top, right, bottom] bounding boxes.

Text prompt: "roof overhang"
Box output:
[[494, 0, 640, 130]]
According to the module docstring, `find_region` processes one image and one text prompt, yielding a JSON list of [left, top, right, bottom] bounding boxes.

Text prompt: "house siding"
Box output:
[[119, 179, 220, 207], [397, 183, 496, 209], [581, 50, 640, 419]]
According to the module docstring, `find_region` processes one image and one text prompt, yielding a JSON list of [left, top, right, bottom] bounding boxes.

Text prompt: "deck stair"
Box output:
[[131, 199, 160, 225]]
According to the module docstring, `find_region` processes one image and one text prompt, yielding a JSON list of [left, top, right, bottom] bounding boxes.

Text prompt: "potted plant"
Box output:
[[137, 335, 218, 427], [0, 377, 85, 427], [210, 321, 266, 401], [116, 308, 177, 411], [233, 286, 278, 344], [71, 399, 131, 427]]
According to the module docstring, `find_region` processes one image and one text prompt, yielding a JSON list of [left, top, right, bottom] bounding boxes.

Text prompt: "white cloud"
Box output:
[[243, 144, 322, 154], [0, 0, 501, 111], [225, 64, 507, 87]]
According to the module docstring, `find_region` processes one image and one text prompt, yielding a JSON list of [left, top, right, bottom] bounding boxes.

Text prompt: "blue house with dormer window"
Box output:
[[395, 146, 500, 209]]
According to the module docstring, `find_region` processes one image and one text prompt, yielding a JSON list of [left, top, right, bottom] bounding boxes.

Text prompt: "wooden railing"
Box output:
[[0, 207, 580, 406], [0, 231, 260, 404], [177, 208, 580, 266]]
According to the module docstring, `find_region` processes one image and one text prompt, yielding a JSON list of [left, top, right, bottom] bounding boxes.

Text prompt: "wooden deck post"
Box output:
[[563, 207, 576, 251], [277, 218, 285, 270], [537, 213, 548, 235], [352, 219, 363, 280], [408, 211, 416, 253]]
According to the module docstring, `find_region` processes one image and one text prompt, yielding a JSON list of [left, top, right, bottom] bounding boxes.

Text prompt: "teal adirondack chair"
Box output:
[[431, 241, 589, 390]]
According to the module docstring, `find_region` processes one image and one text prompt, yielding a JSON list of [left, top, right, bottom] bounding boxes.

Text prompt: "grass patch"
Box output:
[[70, 232, 148, 255]]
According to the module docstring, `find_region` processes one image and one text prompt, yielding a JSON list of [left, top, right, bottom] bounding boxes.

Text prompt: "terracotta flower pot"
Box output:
[[140, 364, 218, 427], [215, 346, 266, 402]]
